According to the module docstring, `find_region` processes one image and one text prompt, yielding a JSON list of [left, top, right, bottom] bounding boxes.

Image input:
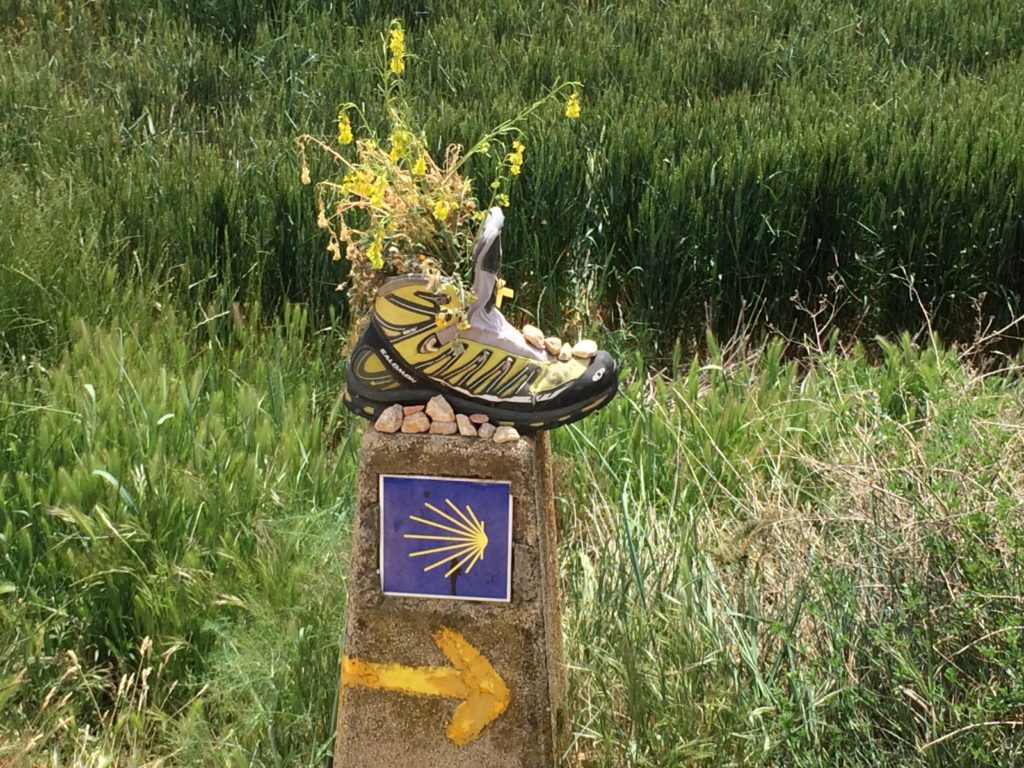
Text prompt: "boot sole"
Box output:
[[343, 365, 617, 432]]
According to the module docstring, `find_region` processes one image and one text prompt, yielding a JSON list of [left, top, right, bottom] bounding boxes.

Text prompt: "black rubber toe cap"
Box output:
[[550, 349, 617, 409], [584, 350, 616, 392]]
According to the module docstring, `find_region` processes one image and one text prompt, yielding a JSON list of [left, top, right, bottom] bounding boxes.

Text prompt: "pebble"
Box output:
[[402, 404, 425, 415], [373, 404, 404, 433], [522, 324, 545, 349], [477, 422, 496, 439], [558, 342, 572, 362], [429, 420, 458, 435], [425, 395, 455, 422], [469, 413, 490, 425], [400, 412, 430, 433], [456, 413, 478, 437], [544, 336, 562, 356], [493, 426, 521, 444], [572, 339, 598, 358]]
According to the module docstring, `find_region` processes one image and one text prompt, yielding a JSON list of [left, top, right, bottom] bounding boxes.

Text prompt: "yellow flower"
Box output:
[[412, 154, 427, 176], [367, 232, 384, 269], [388, 24, 405, 75], [508, 139, 525, 176], [388, 128, 408, 162], [370, 177, 386, 207], [565, 91, 581, 119], [496, 193, 510, 207], [435, 309, 455, 329], [341, 169, 376, 198], [336, 110, 353, 145], [432, 199, 450, 221]]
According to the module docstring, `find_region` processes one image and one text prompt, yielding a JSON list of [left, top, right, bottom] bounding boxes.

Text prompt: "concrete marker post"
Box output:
[[334, 429, 566, 768]]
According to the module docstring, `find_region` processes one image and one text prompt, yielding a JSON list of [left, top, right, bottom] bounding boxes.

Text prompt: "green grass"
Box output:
[[3, 1, 1024, 765], [0, 303, 356, 762], [3, 0, 1024, 359], [557, 336, 1024, 765], [3, 316, 1023, 766]]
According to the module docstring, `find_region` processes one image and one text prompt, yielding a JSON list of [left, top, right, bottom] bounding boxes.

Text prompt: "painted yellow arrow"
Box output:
[[341, 627, 510, 746]]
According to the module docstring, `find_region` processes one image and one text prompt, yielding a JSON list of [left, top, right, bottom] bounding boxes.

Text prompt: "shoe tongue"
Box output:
[[462, 207, 546, 363], [469, 207, 504, 313]]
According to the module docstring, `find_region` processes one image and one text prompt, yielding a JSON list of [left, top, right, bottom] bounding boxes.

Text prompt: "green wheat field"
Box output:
[[2, 1, 1023, 765]]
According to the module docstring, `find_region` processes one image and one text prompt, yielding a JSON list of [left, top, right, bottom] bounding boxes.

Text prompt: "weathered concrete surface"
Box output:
[[335, 430, 566, 768]]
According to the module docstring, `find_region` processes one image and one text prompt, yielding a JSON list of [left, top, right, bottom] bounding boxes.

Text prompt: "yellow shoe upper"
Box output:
[[373, 274, 590, 404]]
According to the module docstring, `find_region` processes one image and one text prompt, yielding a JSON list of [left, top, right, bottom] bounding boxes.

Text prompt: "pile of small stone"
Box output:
[[520, 325, 597, 361], [373, 395, 520, 443]]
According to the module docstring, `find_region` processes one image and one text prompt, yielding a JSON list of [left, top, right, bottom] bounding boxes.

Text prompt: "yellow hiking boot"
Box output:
[[344, 207, 617, 430]]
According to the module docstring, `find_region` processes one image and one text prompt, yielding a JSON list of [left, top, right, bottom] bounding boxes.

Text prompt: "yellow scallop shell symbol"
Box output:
[[404, 498, 489, 578]]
